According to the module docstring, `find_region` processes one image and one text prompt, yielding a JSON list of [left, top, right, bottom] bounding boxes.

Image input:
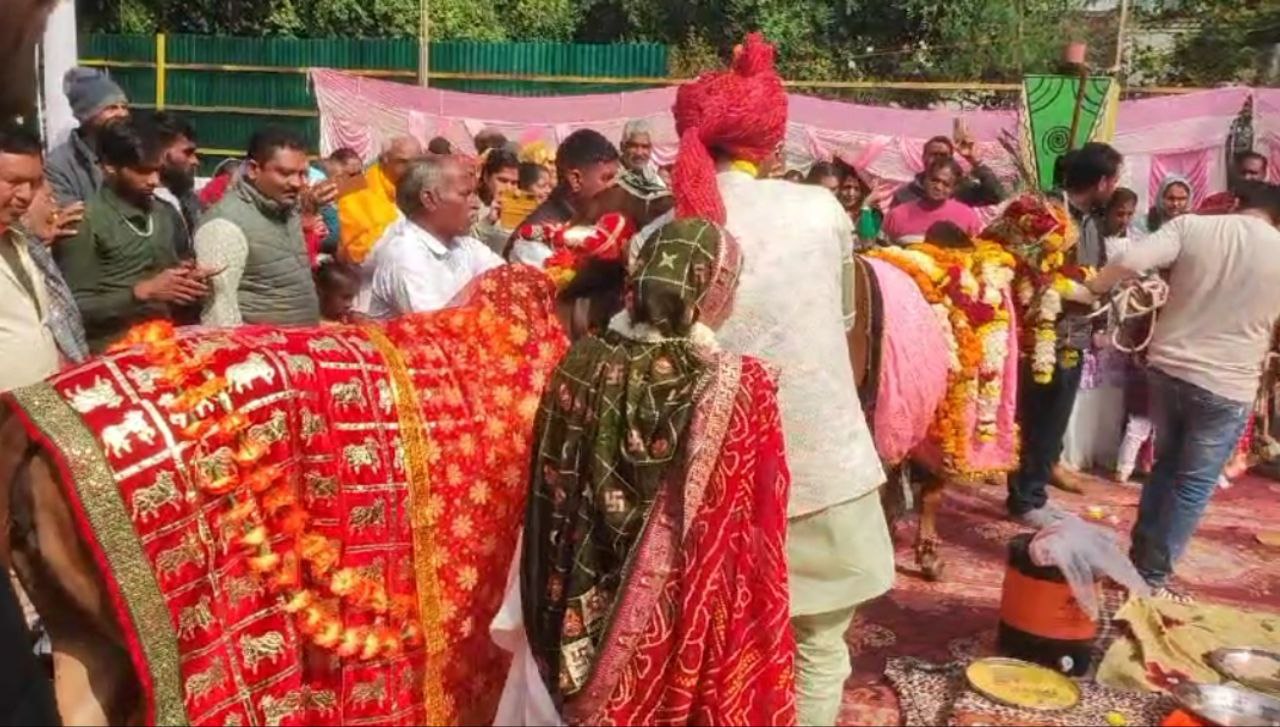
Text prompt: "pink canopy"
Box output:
[[312, 69, 1264, 209]]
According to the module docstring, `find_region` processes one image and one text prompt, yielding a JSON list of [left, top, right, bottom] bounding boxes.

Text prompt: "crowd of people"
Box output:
[[2, 46, 1280, 726]]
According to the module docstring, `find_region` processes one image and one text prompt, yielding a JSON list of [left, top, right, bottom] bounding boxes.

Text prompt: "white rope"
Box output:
[[1084, 275, 1170, 354]]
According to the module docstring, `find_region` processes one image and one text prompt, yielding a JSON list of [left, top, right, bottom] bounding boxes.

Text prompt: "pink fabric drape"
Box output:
[[865, 258, 949, 464], [312, 71, 1261, 217]]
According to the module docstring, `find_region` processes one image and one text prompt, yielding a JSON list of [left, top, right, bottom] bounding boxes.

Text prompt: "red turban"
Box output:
[[671, 33, 788, 224]]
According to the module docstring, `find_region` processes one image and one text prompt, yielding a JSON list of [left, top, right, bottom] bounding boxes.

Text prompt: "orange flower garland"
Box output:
[[868, 241, 1015, 475], [109, 322, 424, 661]]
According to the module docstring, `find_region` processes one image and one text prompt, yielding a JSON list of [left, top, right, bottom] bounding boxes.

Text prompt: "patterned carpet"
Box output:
[[837, 472, 1280, 726]]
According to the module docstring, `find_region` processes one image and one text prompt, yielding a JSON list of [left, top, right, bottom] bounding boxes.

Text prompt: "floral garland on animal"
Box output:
[[108, 322, 423, 662], [867, 240, 1016, 474], [985, 195, 1090, 384], [522, 212, 635, 291]]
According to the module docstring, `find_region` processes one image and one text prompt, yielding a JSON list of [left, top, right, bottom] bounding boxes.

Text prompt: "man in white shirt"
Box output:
[[667, 34, 892, 726], [363, 156, 504, 318], [1086, 181, 1280, 598], [0, 124, 60, 392]]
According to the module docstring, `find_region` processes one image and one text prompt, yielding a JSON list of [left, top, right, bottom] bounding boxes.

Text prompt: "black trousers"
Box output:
[[1007, 355, 1085, 516], [0, 573, 58, 726]]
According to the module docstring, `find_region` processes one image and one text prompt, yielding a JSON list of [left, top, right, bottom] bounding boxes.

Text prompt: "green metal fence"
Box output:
[[79, 34, 669, 173]]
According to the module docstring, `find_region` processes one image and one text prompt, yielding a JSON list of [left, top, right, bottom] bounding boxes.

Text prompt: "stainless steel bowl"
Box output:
[[1173, 683, 1280, 727], [1209, 648, 1280, 697]]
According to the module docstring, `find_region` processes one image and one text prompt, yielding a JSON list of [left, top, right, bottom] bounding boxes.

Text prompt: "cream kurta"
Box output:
[[0, 230, 60, 393], [714, 170, 885, 517]]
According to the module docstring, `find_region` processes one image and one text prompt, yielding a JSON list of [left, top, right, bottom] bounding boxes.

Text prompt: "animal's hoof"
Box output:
[[917, 541, 944, 581]]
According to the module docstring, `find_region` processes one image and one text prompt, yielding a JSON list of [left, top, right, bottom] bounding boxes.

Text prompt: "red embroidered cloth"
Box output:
[[8, 265, 566, 726]]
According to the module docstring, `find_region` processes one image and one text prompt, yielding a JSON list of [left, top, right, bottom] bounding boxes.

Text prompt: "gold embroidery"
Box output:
[[343, 437, 380, 472], [182, 661, 226, 702], [351, 337, 379, 357], [285, 354, 316, 377], [125, 365, 163, 394], [247, 410, 288, 446], [361, 326, 449, 724], [155, 534, 204, 577], [101, 410, 158, 458], [309, 336, 342, 354], [350, 674, 388, 708], [225, 574, 262, 604], [398, 667, 416, 695], [195, 447, 236, 484], [252, 331, 288, 347], [307, 688, 338, 712], [12, 385, 189, 724], [225, 353, 277, 394], [304, 472, 338, 502], [376, 378, 394, 415], [223, 714, 242, 727], [188, 336, 237, 359], [259, 692, 301, 727], [392, 437, 406, 473], [177, 595, 215, 639], [329, 380, 368, 410], [130, 471, 180, 522], [238, 631, 286, 672], [355, 558, 385, 584], [350, 500, 386, 532], [301, 409, 326, 441], [67, 376, 124, 413]]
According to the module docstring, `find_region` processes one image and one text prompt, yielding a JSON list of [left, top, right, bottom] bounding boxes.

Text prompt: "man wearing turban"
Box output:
[[667, 33, 894, 726]]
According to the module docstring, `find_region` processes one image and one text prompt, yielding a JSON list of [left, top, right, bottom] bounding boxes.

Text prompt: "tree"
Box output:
[[1128, 0, 1280, 86]]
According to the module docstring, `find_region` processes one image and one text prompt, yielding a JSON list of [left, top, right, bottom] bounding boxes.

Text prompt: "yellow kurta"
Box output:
[[338, 163, 399, 264]]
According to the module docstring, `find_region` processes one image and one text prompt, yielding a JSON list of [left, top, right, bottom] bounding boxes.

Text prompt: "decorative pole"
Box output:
[[1064, 42, 1089, 151], [418, 0, 430, 87], [1112, 0, 1131, 73]]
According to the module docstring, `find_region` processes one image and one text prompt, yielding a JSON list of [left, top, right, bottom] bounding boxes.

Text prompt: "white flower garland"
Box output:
[[607, 312, 720, 352]]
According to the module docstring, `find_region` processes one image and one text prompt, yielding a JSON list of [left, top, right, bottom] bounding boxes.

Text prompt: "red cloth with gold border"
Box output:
[[12, 265, 565, 726]]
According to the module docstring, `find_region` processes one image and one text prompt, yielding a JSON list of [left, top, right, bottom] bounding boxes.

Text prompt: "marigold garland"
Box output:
[[868, 239, 1014, 475], [109, 322, 424, 661], [991, 195, 1093, 384]]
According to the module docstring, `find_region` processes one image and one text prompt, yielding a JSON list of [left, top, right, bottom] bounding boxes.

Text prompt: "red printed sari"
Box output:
[[570, 356, 796, 726]]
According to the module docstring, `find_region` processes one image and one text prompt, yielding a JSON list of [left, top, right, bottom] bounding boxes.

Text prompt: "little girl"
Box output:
[[313, 259, 364, 325]]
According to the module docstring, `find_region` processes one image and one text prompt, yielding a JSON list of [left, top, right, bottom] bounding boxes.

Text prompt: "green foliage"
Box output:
[[77, 0, 1270, 90], [1129, 0, 1280, 86]]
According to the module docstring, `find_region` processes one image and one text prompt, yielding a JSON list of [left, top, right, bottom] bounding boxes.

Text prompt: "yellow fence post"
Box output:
[[155, 33, 167, 110]]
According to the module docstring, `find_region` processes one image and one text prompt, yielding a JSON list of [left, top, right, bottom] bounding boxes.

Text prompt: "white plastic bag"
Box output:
[[1029, 515, 1150, 620]]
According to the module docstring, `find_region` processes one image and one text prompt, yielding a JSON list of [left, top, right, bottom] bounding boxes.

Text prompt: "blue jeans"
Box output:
[[1130, 369, 1250, 588], [1008, 356, 1085, 515]]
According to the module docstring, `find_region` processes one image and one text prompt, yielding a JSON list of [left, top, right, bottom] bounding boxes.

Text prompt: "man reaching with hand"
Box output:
[[892, 132, 1006, 209], [56, 117, 212, 352]]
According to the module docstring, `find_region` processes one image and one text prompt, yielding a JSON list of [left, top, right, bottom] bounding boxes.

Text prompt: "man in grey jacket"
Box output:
[[45, 67, 130, 204]]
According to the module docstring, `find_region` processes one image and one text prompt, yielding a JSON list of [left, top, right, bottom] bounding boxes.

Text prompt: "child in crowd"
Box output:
[[314, 259, 364, 325], [518, 162, 553, 204]]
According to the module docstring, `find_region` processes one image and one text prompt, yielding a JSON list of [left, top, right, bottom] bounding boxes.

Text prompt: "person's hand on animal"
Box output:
[[134, 267, 210, 305]]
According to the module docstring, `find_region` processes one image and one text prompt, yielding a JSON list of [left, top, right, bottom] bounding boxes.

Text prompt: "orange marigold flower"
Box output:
[[315, 620, 343, 649], [248, 551, 281, 573], [337, 628, 363, 658], [240, 525, 268, 548], [285, 591, 314, 614], [330, 568, 359, 596]]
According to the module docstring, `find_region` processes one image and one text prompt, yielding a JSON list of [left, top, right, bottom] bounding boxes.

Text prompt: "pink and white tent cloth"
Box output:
[[1255, 89, 1280, 186], [312, 69, 1259, 209]]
